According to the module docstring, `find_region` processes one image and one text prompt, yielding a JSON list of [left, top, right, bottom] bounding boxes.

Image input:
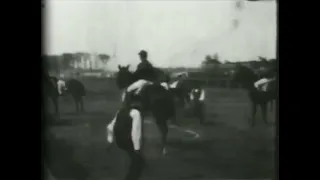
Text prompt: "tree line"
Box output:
[[200, 53, 277, 78], [43, 52, 111, 73], [42, 51, 277, 79]]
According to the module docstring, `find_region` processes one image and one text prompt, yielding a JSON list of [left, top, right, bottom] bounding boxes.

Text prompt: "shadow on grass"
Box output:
[[44, 136, 90, 180]]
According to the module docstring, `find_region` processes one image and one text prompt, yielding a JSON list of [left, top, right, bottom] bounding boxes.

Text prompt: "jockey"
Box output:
[[133, 50, 158, 84], [122, 50, 169, 102], [106, 97, 144, 180]]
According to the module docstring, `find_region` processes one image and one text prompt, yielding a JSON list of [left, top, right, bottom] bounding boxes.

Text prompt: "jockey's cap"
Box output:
[[138, 50, 148, 57]]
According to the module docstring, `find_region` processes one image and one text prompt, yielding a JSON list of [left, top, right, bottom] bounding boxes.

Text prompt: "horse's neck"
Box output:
[[126, 74, 139, 88], [240, 78, 256, 91]]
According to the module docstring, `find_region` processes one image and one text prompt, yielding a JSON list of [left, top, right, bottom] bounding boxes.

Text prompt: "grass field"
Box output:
[[44, 78, 276, 180]]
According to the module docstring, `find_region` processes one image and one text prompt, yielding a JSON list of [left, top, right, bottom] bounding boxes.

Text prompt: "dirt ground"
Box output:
[[44, 78, 276, 180]]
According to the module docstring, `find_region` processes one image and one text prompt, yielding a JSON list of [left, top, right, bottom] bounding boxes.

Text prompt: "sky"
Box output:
[[44, 0, 277, 69]]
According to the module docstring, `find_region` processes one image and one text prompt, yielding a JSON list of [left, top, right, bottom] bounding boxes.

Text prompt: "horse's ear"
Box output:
[[118, 65, 121, 70], [126, 65, 130, 69], [258, 56, 267, 61]]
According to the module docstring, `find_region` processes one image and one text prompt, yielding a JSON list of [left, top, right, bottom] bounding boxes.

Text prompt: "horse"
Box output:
[[65, 79, 86, 113], [43, 74, 86, 114], [42, 74, 59, 115], [115, 65, 176, 155], [232, 64, 277, 126]]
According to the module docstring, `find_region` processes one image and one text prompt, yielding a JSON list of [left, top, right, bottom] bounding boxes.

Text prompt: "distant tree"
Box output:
[[212, 53, 221, 63], [98, 54, 110, 63], [201, 53, 221, 68], [74, 52, 84, 61], [224, 60, 231, 64], [200, 53, 224, 78]]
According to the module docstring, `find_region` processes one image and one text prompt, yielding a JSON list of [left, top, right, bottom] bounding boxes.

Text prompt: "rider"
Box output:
[[135, 50, 155, 81], [122, 50, 169, 103]]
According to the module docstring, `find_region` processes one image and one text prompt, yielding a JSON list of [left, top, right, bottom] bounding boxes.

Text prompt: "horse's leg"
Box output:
[[260, 102, 268, 125], [170, 108, 178, 125], [184, 94, 191, 110], [155, 117, 168, 155], [52, 96, 59, 115], [197, 102, 205, 124], [250, 102, 257, 127], [169, 96, 178, 125], [73, 95, 79, 113], [79, 97, 85, 113], [269, 100, 274, 112]]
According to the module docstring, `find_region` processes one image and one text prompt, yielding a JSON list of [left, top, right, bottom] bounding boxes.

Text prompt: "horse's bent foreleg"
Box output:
[[79, 97, 85, 113], [73, 96, 79, 113], [250, 102, 257, 127]]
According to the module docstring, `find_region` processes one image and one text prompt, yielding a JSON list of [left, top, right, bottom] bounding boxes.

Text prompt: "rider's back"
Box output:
[[135, 60, 155, 81]]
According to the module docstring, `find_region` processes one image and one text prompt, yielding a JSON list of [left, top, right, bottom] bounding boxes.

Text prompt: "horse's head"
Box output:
[[116, 65, 135, 89], [231, 64, 258, 89]]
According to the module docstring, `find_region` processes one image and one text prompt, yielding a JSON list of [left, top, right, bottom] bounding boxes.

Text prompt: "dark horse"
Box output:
[[232, 65, 277, 126], [116, 65, 176, 155], [66, 79, 86, 113], [42, 74, 86, 114], [43, 74, 59, 115]]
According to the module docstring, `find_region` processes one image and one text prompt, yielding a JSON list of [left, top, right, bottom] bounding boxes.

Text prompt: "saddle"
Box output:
[[122, 80, 152, 110]]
